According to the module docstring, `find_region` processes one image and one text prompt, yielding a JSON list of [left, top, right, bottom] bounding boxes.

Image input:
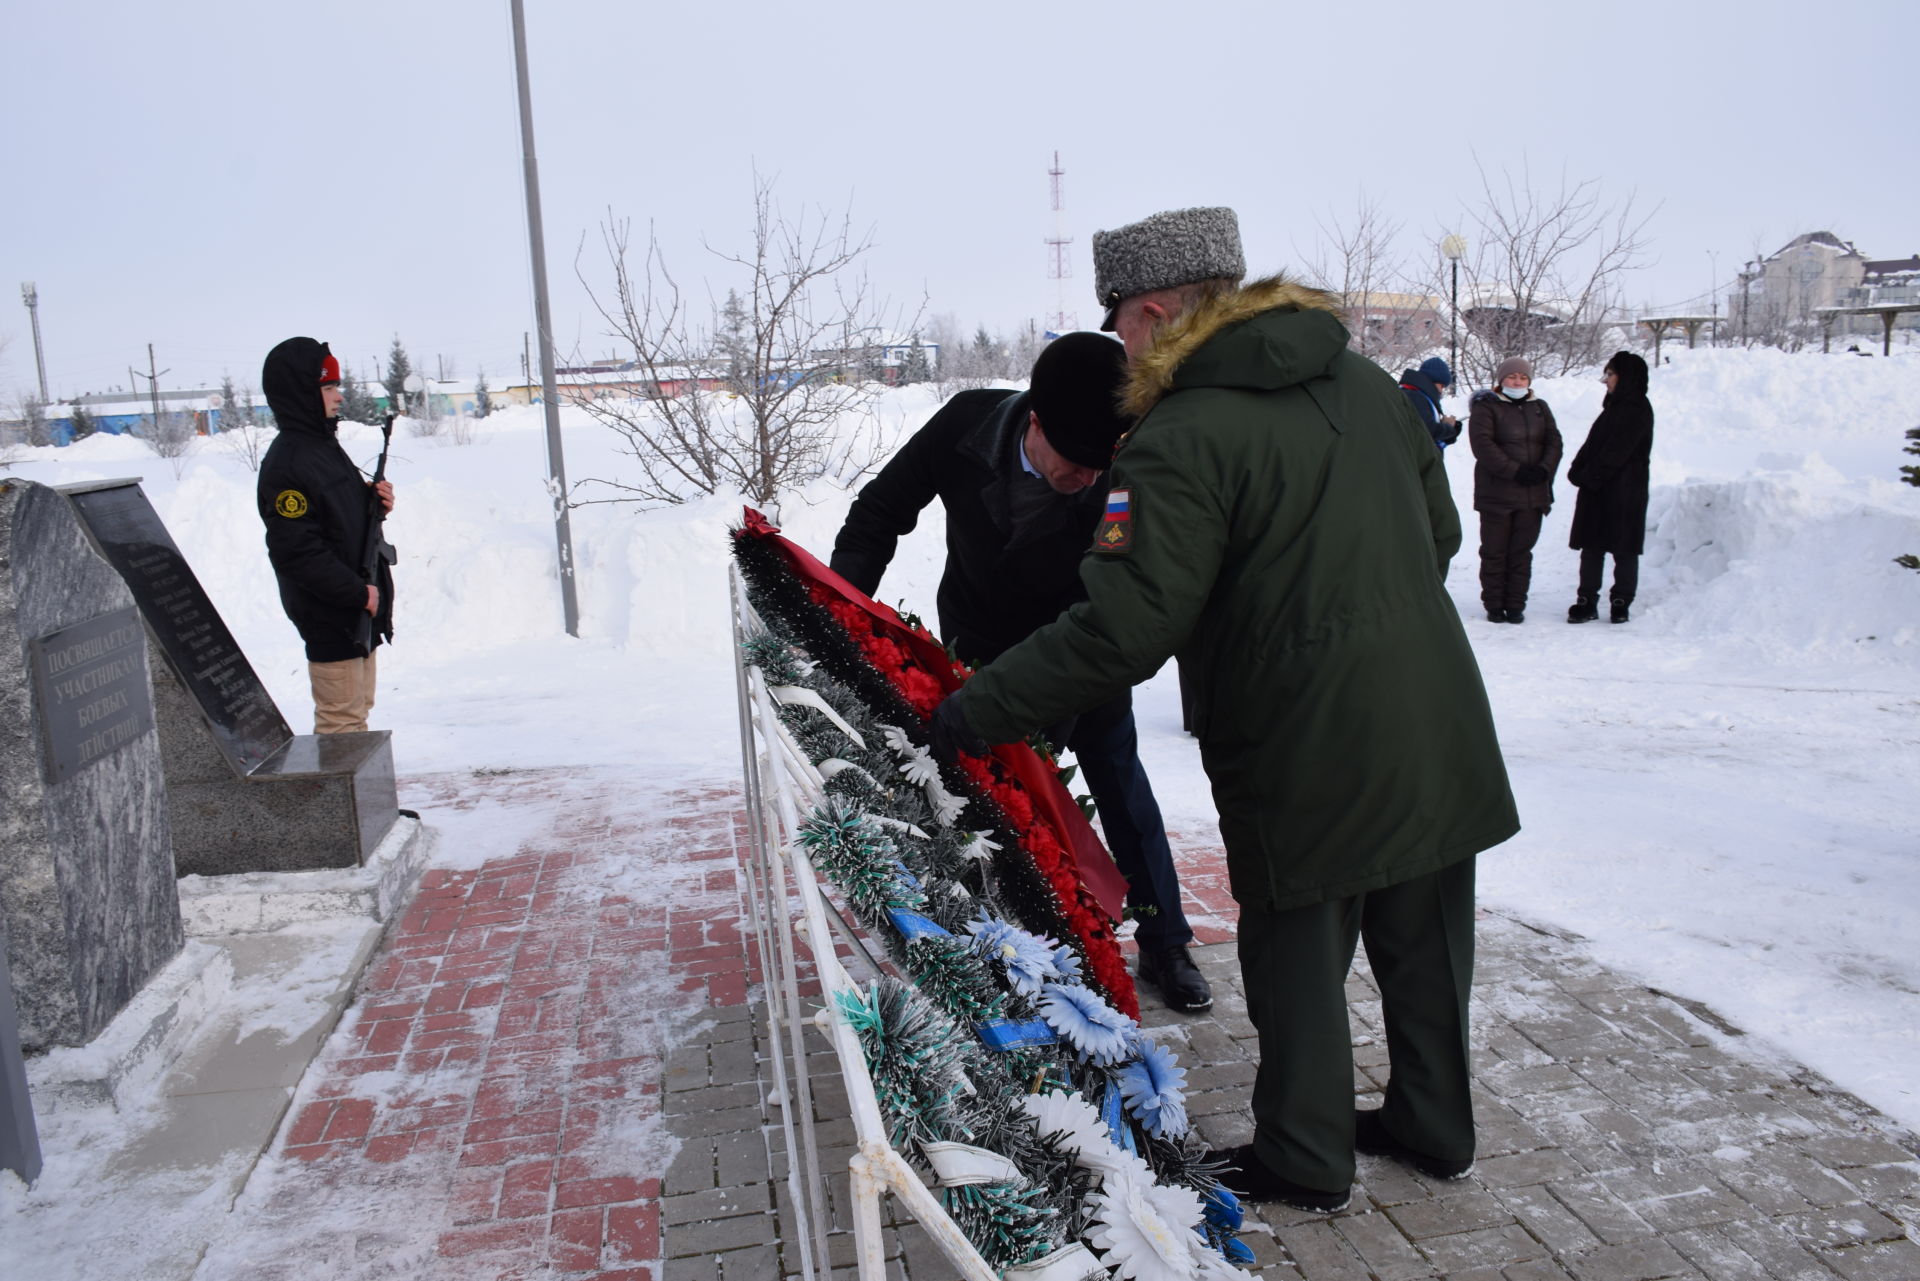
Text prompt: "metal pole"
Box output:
[[20, 283, 48, 403], [0, 930, 43, 1186], [1449, 259, 1459, 376], [146, 344, 162, 424], [509, 0, 581, 638]]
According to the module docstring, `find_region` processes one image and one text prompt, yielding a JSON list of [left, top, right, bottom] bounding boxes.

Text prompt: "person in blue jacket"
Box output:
[[1398, 356, 1461, 450]]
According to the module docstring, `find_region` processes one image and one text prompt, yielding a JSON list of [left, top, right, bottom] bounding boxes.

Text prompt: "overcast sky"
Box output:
[[4, 0, 1914, 399]]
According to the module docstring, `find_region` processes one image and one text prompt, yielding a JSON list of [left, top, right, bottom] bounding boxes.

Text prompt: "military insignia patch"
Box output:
[[274, 489, 309, 518], [1093, 488, 1132, 554]]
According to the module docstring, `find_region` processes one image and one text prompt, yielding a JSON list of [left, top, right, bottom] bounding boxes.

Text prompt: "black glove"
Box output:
[[929, 691, 989, 761], [1513, 463, 1549, 486], [1436, 418, 1462, 445]]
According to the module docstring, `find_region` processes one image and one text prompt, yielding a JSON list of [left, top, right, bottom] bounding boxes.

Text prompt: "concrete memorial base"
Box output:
[[23, 941, 231, 1114], [176, 816, 433, 935]]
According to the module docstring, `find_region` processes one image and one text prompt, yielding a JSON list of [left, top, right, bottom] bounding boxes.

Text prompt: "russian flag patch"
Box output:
[[1094, 488, 1133, 553]]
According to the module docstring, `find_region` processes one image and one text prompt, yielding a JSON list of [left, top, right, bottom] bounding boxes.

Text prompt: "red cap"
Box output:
[[319, 352, 341, 384]]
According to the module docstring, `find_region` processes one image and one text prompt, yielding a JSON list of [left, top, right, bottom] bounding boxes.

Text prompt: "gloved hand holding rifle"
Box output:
[[353, 412, 399, 656]]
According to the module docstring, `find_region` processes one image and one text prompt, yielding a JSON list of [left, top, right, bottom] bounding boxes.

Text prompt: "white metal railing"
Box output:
[[730, 566, 1000, 1281]]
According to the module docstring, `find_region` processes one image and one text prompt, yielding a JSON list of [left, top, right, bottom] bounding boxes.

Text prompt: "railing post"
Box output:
[[0, 930, 43, 1186]]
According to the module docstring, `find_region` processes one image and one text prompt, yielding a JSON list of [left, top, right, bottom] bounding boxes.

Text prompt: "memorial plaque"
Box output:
[[64, 482, 291, 774], [28, 606, 155, 782]]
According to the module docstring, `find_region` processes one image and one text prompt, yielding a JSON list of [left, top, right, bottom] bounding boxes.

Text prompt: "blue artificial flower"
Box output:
[[1202, 1182, 1244, 1232], [1038, 981, 1134, 1066], [1117, 1037, 1190, 1139], [965, 916, 1061, 997], [1051, 945, 1083, 984]]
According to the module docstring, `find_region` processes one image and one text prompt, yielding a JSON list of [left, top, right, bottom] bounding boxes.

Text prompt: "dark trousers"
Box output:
[[1238, 856, 1476, 1192], [1478, 509, 1545, 612], [1578, 546, 1639, 605], [1066, 693, 1194, 952]]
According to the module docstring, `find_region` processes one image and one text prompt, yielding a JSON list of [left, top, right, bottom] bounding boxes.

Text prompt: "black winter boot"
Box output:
[[1485, 608, 1508, 623], [1505, 608, 1525, 624], [1137, 945, 1213, 1012], [1568, 596, 1598, 624], [1610, 597, 1631, 624]]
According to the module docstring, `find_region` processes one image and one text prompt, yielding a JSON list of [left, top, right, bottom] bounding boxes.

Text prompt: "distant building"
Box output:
[[1734, 232, 1918, 341], [1339, 291, 1445, 362], [36, 388, 257, 447]]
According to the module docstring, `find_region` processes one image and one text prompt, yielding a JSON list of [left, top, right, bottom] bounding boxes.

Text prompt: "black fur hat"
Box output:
[[1604, 350, 1650, 395], [1028, 332, 1131, 470]]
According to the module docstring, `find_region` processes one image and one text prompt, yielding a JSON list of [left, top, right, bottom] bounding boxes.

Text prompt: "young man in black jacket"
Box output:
[[829, 332, 1211, 1012], [257, 337, 394, 733]]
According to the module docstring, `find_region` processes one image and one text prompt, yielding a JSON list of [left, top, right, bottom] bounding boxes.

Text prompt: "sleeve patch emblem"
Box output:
[[274, 489, 309, 518], [1093, 488, 1132, 553]]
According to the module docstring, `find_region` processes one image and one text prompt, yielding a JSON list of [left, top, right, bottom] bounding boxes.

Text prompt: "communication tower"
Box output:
[[1045, 151, 1077, 335]]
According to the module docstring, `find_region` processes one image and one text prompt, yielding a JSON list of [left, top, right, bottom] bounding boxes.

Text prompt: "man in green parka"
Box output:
[[932, 207, 1519, 1213]]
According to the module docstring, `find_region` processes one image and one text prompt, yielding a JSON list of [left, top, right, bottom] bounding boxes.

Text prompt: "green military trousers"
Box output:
[[1237, 854, 1476, 1192]]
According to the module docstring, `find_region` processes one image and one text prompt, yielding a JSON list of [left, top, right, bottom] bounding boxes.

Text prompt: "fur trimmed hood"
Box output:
[[1121, 275, 1347, 419]]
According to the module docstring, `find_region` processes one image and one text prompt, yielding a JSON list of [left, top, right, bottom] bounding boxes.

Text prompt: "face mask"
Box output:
[[1501, 385, 1528, 400]]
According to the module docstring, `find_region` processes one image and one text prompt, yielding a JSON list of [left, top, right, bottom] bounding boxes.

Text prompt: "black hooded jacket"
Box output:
[[1567, 352, 1654, 556], [829, 388, 1107, 665], [257, 337, 392, 662]]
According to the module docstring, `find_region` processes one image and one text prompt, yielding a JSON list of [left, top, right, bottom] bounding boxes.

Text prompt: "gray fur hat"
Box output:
[[1093, 206, 1246, 330]]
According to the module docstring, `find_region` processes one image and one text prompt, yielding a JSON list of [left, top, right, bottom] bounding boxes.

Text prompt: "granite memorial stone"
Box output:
[[0, 479, 186, 1051], [59, 480, 398, 876]]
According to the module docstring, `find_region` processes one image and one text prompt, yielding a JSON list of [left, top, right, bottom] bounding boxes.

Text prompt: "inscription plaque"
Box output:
[[28, 606, 155, 782], [64, 483, 291, 774]]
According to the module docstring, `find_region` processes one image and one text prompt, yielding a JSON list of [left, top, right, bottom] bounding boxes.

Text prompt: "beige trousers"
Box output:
[[309, 649, 378, 734]]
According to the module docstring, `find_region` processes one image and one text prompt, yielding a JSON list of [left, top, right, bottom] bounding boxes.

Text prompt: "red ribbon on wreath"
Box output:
[[740, 507, 1138, 1016]]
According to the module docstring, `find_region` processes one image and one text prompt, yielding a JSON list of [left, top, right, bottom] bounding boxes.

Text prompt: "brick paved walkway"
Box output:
[[660, 847, 1920, 1281], [202, 772, 750, 1281], [217, 781, 1919, 1280]]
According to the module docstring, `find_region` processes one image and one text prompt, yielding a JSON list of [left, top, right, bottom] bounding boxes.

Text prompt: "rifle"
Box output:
[[352, 413, 399, 656]]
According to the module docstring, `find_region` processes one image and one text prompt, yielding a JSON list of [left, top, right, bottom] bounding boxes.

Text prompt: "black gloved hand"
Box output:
[[1437, 418, 1462, 445], [929, 691, 989, 761], [1513, 463, 1549, 486]]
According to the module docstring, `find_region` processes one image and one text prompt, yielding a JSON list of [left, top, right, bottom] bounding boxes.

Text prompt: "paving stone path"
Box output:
[[662, 842, 1920, 1281], [235, 783, 1919, 1280]]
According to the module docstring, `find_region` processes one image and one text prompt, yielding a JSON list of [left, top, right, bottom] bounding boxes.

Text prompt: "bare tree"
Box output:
[[213, 374, 269, 472], [1301, 191, 1408, 366], [1427, 162, 1654, 384], [573, 174, 912, 511], [138, 408, 199, 477]]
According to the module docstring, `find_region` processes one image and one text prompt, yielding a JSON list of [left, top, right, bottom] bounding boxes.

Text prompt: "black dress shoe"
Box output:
[[1137, 945, 1212, 1012], [1354, 1108, 1473, 1180], [1209, 1143, 1351, 1213]]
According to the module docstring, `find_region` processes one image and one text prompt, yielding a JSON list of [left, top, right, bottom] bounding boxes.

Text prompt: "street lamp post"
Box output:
[[1441, 235, 1467, 376]]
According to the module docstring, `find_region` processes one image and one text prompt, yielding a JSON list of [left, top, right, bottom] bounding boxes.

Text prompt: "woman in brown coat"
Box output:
[[1468, 356, 1563, 623]]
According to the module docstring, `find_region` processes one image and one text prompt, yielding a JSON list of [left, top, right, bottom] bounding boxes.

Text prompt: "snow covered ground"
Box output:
[[5, 342, 1918, 1148]]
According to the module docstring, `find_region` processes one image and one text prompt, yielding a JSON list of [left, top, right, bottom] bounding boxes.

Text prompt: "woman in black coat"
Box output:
[[1566, 351, 1654, 623]]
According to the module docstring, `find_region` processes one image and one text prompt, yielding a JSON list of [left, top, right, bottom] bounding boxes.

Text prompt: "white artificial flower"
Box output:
[[1088, 1168, 1205, 1281], [925, 781, 969, 827]]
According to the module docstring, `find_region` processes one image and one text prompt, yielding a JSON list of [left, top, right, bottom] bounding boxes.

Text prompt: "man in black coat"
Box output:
[[1398, 356, 1461, 450], [258, 336, 394, 733], [830, 332, 1211, 1012]]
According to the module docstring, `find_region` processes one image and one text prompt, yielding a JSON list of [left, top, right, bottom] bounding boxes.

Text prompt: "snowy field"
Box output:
[[5, 342, 1919, 1152]]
